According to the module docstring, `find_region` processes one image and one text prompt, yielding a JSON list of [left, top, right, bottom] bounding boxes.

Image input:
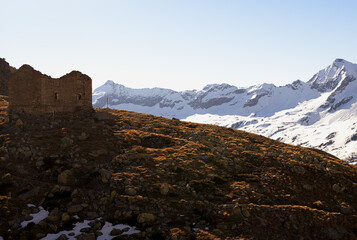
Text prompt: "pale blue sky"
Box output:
[[1, 0, 357, 90]]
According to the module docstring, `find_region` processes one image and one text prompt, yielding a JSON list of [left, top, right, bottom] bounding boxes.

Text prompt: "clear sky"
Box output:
[[1, 0, 357, 91]]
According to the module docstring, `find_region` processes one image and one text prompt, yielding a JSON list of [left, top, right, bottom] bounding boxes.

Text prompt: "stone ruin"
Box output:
[[8, 64, 92, 115], [0, 58, 14, 96]]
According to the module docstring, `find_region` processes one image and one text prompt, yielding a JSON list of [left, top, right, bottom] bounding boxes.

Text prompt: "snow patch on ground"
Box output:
[[40, 219, 140, 240], [21, 206, 49, 228], [40, 220, 91, 240], [98, 222, 141, 239]]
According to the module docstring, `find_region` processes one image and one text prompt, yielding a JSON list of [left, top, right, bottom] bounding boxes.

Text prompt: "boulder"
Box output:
[[137, 213, 156, 224]]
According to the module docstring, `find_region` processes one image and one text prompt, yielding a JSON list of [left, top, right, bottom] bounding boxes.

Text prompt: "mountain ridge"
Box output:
[[93, 71, 321, 119], [93, 59, 357, 163]]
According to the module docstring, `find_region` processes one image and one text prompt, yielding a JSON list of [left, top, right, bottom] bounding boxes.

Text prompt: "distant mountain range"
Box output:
[[92, 59, 357, 164]]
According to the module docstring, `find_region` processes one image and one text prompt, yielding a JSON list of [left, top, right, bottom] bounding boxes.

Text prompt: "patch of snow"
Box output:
[[21, 206, 49, 228], [193, 228, 203, 232], [98, 222, 141, 239], [40, 220, 91, 240], [41, 219, 140, 240]]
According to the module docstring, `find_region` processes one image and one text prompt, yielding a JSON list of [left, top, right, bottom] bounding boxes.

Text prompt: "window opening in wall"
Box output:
[[78, 94, 82, 100], [54, 92, 59, 100]]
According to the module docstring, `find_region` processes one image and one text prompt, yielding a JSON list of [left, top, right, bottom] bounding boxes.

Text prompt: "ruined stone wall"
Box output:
[[9, 64, 92, 115], [0, 58, 12, 95], [9, 65, 43, 114]]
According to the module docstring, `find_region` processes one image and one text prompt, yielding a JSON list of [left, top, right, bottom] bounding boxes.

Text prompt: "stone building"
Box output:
[[0, 58, 13, 96], [9, 64, 92, 115]]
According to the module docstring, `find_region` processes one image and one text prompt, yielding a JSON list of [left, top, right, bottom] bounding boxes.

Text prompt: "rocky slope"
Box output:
[[0, 99, 356, 239]]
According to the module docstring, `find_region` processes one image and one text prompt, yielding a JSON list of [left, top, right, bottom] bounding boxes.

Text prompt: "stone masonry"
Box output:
[[9, 64, 92, 114]]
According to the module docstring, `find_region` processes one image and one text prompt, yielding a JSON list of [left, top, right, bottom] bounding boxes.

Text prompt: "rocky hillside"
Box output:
[[0, 99, 356, 239]]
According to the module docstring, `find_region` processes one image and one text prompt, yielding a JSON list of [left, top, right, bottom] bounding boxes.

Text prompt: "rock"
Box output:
[[94, 112, 116, 120], [100, 168, 113, 183], [160, 183, 170, 195], [89, 149, 108, 157], [36, 160, 44, 167], [38, 220, 47, 228], [112, 155, 123, 163], [4, 116, 10, 123], [46, 215, 60, 223], [56, 234, 69, 240], [91, 221, 102, 230], [11, 221, 20, 229], [61, 136, 73, 148], [36, 233, 46, 238], [110, 228, 124, 235], [50, 208, 59, 216], [58, 169, 74, 185], [81, 203, 89, 208], [110, 190, 117, 201], [80, 227, 91, 233], [137, 213, 156, 224], [303, 184, 313, 190], [49, 223, 58, 232], [78, 132, 89, 141], [18, 186, 40, 200], [340, 202, 353, 215], [292, 165, 305, 174], [241, 208, 250, 218], [61, 213, 71, 222], [67, 205, 83, 214], [125, 187, 137, 196], [324, 226, 347, 240], [332, 183, 344, 193], [76, 233, 96, 240], [16, 119, 23, 127], [86, 212, 99, 220], [71, 188, 79, 197]]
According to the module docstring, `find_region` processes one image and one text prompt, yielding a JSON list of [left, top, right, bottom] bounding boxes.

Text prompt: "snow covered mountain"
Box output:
[[185, 59, 357, 164], [93, 58, 357, 163], [93, 79, 319, 119]]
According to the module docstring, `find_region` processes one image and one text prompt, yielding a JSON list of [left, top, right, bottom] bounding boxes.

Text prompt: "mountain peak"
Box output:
[[202, 83, 234, 91], [333, 58, 346, 64], [104, 80, 115, 85], [308, 58, 357, 92]]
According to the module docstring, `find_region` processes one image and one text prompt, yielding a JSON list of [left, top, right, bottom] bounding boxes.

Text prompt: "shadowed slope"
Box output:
[[0, 101, 356, 239]]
